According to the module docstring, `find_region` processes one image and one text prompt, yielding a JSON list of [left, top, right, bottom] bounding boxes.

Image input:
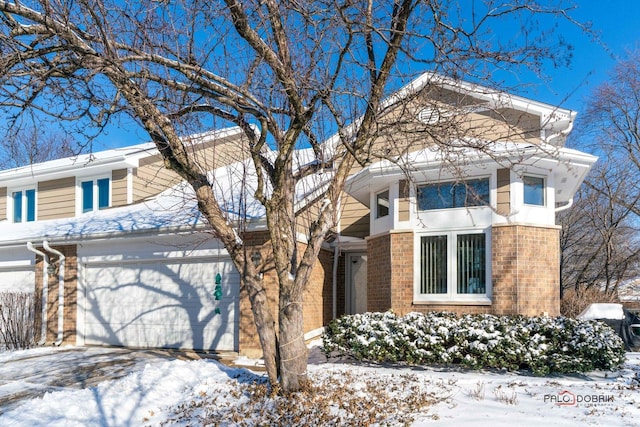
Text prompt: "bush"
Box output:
[[561, 286, 619, 318], [322, 311, 626, 375], [0, 291, 36, 351]]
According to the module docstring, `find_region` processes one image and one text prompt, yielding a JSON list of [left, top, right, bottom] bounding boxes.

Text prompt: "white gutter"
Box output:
[[26, 242, 49, 346], [43, 241, 65, 346], [555, 197, 574, 213]]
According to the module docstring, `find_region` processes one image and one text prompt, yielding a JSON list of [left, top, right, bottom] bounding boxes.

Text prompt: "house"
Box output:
[[0, 73, 596, 355]]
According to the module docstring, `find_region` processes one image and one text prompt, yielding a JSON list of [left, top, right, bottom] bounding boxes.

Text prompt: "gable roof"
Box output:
[[0, 126, 245, 188], [322, 71, 577, 160], [0, 148, 332, 247]]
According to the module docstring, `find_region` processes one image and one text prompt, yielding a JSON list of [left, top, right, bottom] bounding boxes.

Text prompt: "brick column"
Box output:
[[33, 244, 77, 345], [492, 224, 560, 316], [366, 231, 414, 314], [366, 234, 392, 312]]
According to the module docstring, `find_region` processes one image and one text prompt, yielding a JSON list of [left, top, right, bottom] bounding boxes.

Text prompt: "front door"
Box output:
[[346, 252, 367, 314]]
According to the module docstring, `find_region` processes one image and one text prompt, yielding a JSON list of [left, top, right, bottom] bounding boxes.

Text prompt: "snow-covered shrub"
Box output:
[[322, 311, 625, 374]]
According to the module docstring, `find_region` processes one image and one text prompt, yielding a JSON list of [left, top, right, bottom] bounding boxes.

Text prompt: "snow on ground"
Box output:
[[0, 345, 639, 426]]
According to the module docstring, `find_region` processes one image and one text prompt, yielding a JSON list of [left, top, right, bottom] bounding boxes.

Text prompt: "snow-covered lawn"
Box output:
[[0, 345, 639, 426]]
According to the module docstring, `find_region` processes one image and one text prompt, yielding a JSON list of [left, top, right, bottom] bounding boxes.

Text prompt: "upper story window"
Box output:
[[376, 190, 389, 218], [523, 175, 545, 206], [417, 178, 489, 211], [11, 188, 36, 222], [81, 177, 110, 213]]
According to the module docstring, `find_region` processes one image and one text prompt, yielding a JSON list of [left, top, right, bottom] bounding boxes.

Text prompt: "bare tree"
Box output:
[[559, 162, 640, 297], [0, 126, 76, 168], [0, 0, 582, 392], [560, 51, 640, 305], [581, 51, 640, 216]]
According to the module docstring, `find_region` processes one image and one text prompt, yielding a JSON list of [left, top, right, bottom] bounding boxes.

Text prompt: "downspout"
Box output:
[[43, 241, 65, 346], [26, 242, 49, 346], [332, 197, 342, 320], [554, 198, 574, 213], [332, 243, 339, 320]]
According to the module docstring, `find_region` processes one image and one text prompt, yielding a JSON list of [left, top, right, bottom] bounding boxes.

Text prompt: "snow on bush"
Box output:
[[322, 311, 625, 374]]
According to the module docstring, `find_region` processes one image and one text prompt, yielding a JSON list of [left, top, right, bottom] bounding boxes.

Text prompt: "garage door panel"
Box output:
[[82, 256, 239, 351]]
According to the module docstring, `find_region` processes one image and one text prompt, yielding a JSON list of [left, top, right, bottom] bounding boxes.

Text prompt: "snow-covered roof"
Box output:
[[0, 149, 333, 247], [0, 126, 245, 188]]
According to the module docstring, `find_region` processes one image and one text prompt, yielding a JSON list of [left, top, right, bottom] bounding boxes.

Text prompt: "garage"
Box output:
[[0, 248, 35, 293], [77, 234, 239, 351]]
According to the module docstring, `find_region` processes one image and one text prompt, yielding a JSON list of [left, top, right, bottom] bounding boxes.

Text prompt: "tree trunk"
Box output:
[[278, 293, 308, 392], [243, 274, 279, 387]]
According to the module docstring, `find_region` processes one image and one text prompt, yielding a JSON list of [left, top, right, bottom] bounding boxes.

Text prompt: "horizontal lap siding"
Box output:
[[340, 195, 369, 238], [132, 133, 251, 202], [111, 168, 128, 207], [37, 177, 75, 220]]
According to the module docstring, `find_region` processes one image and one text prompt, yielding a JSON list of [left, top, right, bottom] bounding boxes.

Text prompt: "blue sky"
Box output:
[[523, 1, 640, 110], [91, 2, 640, 151]]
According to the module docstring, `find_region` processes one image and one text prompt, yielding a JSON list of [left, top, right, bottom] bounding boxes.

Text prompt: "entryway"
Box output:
[[345, 252, 367, 314]]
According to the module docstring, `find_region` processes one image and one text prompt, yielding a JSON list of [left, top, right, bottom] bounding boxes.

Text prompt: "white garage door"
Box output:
[[0, 267, 35, 293], [0, 247, 36, 293], [79, 236, 239, 351]]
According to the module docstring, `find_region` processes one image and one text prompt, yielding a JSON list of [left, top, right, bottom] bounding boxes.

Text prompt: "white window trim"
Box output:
[[413, 229, 492, 304], [76, 175, 112, 215], [8, 186, 37, 223], [375, 189, 390, 219], [522, 174, 546, 207]]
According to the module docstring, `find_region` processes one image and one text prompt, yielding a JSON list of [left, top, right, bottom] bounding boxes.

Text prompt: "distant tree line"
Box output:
[[560, 51, 640, 313]]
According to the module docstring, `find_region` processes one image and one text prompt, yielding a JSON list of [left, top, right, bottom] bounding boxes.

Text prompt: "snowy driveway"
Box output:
[[0, 346, 223, 415]]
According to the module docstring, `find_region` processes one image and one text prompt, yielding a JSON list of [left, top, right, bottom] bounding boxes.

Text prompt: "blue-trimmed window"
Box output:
[[81, 178, 110, 213], [417, 178, 489, 211], [11, 188, 36, 223]]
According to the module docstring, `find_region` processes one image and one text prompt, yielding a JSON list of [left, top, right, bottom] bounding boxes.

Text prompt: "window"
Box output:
[[523, 176, 545, 206], [376, 190, 389, 218], [417, 178, 489, 211], [418, 232, 488, 300], [81, 177, 110, 213], [11, 188, 36, 223]]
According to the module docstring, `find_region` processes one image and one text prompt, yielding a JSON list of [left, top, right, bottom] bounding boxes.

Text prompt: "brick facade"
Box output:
[[238, 231, 334, 356], [366, 233, 392, 312], [492, 224, 561, 316], [32, 225, 558, 355], [364, 225, 560, 317]]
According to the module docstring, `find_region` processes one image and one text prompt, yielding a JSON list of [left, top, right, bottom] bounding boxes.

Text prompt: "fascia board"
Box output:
[[0, 216, 268, 248]]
